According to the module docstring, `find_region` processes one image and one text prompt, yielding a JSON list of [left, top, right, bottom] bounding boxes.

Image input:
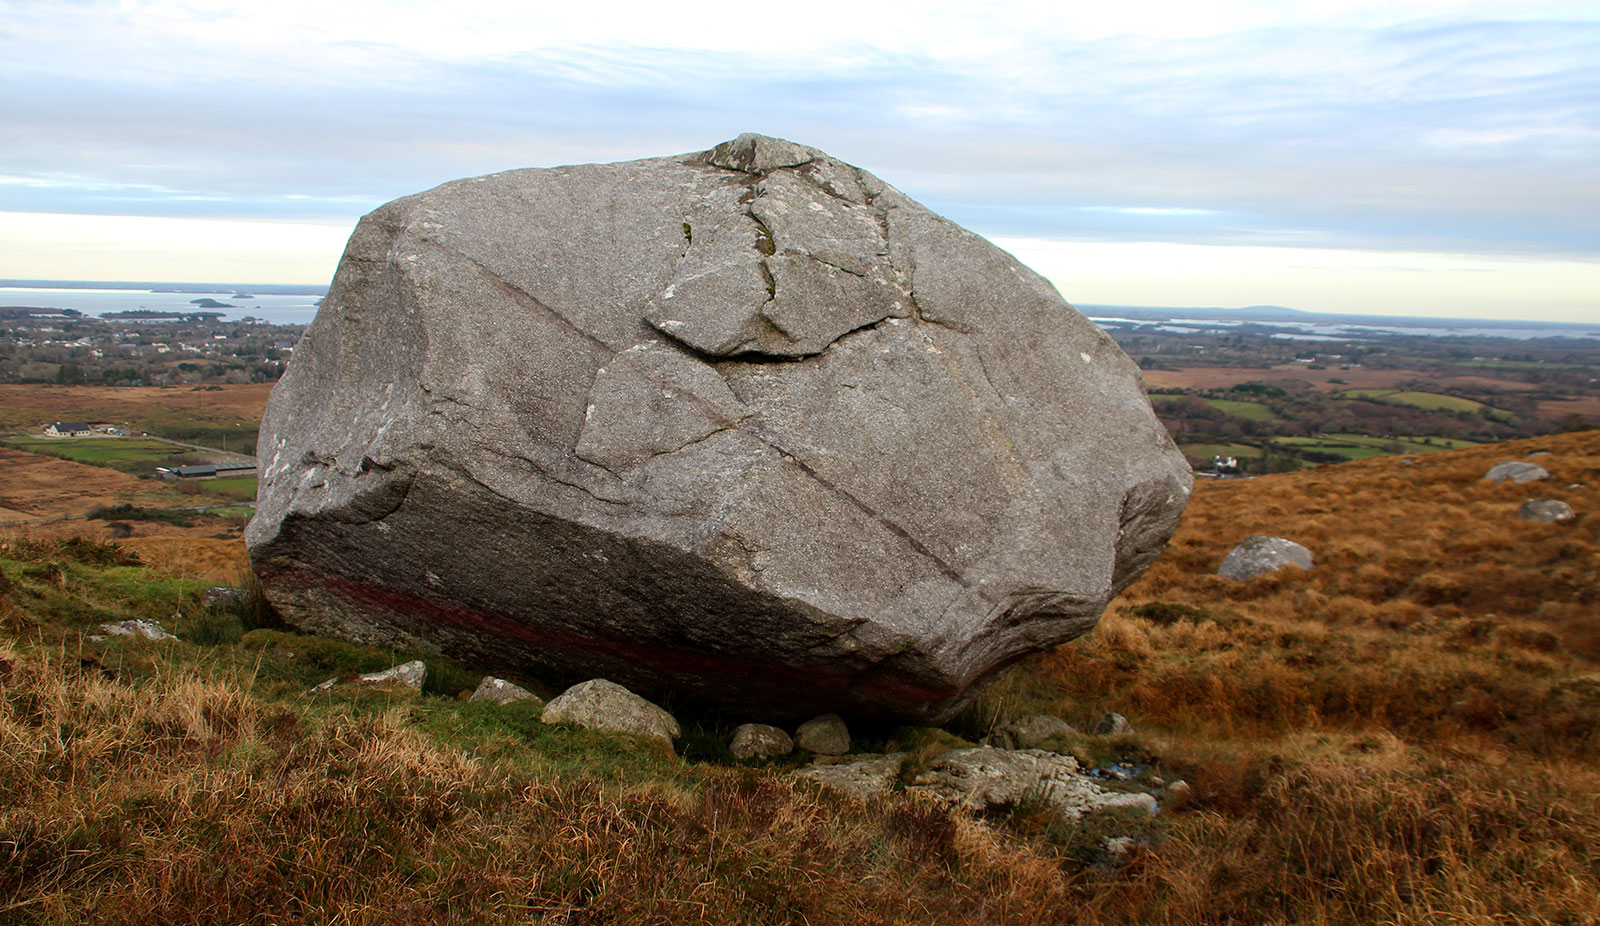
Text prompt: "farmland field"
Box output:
[[1204, 398, 1277, 420], [2, 436, 190, 475], [1336, 388, 1493, 413]]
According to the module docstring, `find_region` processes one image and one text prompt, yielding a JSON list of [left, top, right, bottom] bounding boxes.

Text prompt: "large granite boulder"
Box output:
[[246, 134, 1192, 723]]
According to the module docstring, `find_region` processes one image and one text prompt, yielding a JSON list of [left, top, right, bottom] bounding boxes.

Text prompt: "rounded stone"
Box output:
[[1517, 498, 1575, 523], [794, 714, 851, 755], [1217, 535, 1314, 582], [1484, 461, 1550, 484], [540, 678, 680, 743], [730, 723, 794, 759]]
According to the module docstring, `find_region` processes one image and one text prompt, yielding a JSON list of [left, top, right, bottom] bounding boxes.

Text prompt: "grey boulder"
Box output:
[[470, 676, 538, 704], [1518, 499, 1575, 523], [540, 678, 680, 743], [245, 133, 1192, 723], [794, 714, 851, 755], [729, 723, 794, 759], [1091, 712, 1135, 735], [1218, 536, 1313, 582], [987, 714, 1077, 749], [1484, 461, 1550, 483]]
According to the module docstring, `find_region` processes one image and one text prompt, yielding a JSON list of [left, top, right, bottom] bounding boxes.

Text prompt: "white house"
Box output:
[[44, 421, 93, 438]]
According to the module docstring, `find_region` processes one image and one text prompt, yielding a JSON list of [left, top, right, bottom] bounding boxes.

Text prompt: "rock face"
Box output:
[[245, 133, 1193, 723], [1217, 536, 1313, 582], [1484, 461, 1550, 484], [1518, 499, 1575, 523]]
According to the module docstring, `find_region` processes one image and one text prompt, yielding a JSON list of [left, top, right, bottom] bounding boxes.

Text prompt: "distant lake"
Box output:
[[0, 287, 321, 325]]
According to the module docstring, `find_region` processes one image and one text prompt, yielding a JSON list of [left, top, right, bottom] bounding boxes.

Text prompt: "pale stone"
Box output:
[[1517, 499, 1575, 523], [730, 723, 793, 759], [794, 714, 850, 755], [1484, 461, 1550, 483], [540, 678, 680, 743], [98, 619, 177, 641], [986, 714, 1077, 749], [246, 133, 1191, 723], [470, 676, 538, 704], [1218, 536, 1313, 582]]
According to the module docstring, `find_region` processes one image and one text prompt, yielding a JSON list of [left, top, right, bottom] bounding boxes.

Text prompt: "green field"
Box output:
[[1205, 398, 1278, 421], [202, 475, 258, 501], [2, 436, 188, 475], [1267, 437, 1388, 460], [1336, 389, 1494, 414], [1325, 433, 1482, 454]]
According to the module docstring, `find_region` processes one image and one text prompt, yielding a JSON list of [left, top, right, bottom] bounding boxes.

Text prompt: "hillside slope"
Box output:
[[2, 431, 1597, 924]]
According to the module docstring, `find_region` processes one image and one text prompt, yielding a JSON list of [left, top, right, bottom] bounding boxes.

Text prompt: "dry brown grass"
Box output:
[[4, 433, 1600, 924], [0, 383, 274, 431], [0, 640, 1081, 925]]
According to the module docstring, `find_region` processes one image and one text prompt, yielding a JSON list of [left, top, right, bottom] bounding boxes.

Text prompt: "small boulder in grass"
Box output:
[[540, 679, 680, 743], [794, 714, 851, 755], [1091, 712, 1134, 736], [98, 619, 178, 641], [469, 676, 538, 705], [311, 659, 427, 692], [1484, 461, 1550, 484], [1217, 535, 1313, 582], [1518, 499, 1575, 524], [730, 723, 794, 759], [987, 714, 1077, 750]]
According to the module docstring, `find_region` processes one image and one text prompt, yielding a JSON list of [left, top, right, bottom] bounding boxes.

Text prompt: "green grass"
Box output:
[[1266, 437, 1387, 460], [1335, 389, 1495, 414], [1204, 398, 1278, 421], [1324, 433, 1483, 454], [201, 475, 258, 501], [3, 436, 188, 474]]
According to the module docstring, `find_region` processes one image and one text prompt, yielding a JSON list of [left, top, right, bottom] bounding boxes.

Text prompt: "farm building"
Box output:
[[44, 421, 93, 437]]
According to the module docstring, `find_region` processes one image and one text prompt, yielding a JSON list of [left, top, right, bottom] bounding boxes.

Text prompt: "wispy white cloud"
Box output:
[[0, 0, 1594, 316]]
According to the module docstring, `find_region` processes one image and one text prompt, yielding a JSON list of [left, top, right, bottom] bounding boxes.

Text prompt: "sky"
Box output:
[[1, 0, 1596, 322]]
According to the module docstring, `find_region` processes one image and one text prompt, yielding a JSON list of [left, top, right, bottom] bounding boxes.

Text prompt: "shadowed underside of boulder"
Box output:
[[246, 134, 1192, 723]]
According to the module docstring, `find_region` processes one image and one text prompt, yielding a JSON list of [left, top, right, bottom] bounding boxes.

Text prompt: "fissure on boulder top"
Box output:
[[246, 133, 1192, 724]]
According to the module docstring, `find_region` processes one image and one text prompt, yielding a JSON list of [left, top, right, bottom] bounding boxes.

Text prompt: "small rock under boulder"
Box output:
[[730, 723, 794, 759], [245, 133, 1192, 723], [986, 714, 1077, 750], [540, 678, 680, 743], [1217, 535, 1313, 582], [1484, 461, 1550, 483], [794, 714, 851, 755], [470, 676, 538, 704], [1518, 499, 1575, 523]]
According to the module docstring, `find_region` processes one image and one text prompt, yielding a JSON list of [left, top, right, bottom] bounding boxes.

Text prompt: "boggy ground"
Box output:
[[1, 430, 1598, 924]]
